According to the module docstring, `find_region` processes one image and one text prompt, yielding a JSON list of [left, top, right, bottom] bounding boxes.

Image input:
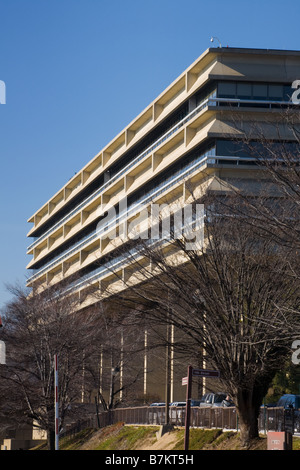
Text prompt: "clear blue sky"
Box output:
[[0, 0, 300, 309]]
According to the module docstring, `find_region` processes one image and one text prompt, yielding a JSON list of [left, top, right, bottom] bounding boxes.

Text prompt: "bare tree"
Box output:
[[0, 282, 101, 450], [103, 191, 300, 447], [227, 108, 300, 252], [88, 296, 164, 410]]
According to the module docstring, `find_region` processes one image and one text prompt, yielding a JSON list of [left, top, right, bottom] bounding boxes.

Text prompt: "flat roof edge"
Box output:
[[208, 46, 300, 56]]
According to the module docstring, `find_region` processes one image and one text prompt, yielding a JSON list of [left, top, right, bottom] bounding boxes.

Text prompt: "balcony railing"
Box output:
[[27, 146, 215, 284], [28, 95, 294, 253], [27, 149, 259, 286]]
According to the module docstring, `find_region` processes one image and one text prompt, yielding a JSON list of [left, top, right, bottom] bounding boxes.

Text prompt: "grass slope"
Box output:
[[58, 424, 264, 450], [33, 423, 300, 451]]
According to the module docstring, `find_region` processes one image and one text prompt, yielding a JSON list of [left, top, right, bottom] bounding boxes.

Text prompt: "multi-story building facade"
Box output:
[[26, 47, 300, 403]]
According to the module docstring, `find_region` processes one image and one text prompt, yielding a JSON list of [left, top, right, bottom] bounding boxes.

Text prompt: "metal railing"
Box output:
[[62, 405, 299, 437], [107, 405, 239, 430]]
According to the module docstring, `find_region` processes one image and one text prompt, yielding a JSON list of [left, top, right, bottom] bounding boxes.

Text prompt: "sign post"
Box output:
[[0, 316, 5, 366], [0, 341, 5, 365], [54, 354, 59, 450], [184, 365, 193, 451], [182, 366, 220, 450]]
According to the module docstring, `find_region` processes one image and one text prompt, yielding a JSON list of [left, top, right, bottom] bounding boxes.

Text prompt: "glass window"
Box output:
[[216, 140, 247, 157], [283, 85, 293, 102], [237, 83, 252, 99], [268, 84, 283, 100], [218, 82, 236, 98], [253, 84, 268, 100]]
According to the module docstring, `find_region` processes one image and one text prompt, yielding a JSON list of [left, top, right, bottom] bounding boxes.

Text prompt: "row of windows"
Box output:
[[216, 139, 299, 158], [218, 81, 293, 102]]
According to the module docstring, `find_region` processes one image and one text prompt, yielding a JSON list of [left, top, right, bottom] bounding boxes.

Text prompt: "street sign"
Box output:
[[192, 368, 220, 378], [182, 368, 220, 386]]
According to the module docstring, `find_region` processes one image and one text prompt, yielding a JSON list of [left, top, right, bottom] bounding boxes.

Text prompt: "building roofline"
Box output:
[[208, 46, 300, 56]]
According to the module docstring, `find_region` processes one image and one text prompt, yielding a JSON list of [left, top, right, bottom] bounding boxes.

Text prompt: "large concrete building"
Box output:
[[26, 47, 300, 403]]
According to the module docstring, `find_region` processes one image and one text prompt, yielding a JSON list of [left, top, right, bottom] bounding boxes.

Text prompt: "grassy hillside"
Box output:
[[31, 423, 300, 451]]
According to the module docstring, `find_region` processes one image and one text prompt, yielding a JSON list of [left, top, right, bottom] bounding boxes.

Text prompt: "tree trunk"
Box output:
[[236, 390, 261, 448]]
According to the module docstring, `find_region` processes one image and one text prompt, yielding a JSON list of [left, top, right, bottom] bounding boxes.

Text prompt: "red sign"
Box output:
[[267, 432, 292, 450], [182, 377, 188, 385]]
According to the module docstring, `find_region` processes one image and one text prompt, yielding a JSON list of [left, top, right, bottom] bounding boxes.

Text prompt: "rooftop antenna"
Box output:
[[210, 36, 222, 48]]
